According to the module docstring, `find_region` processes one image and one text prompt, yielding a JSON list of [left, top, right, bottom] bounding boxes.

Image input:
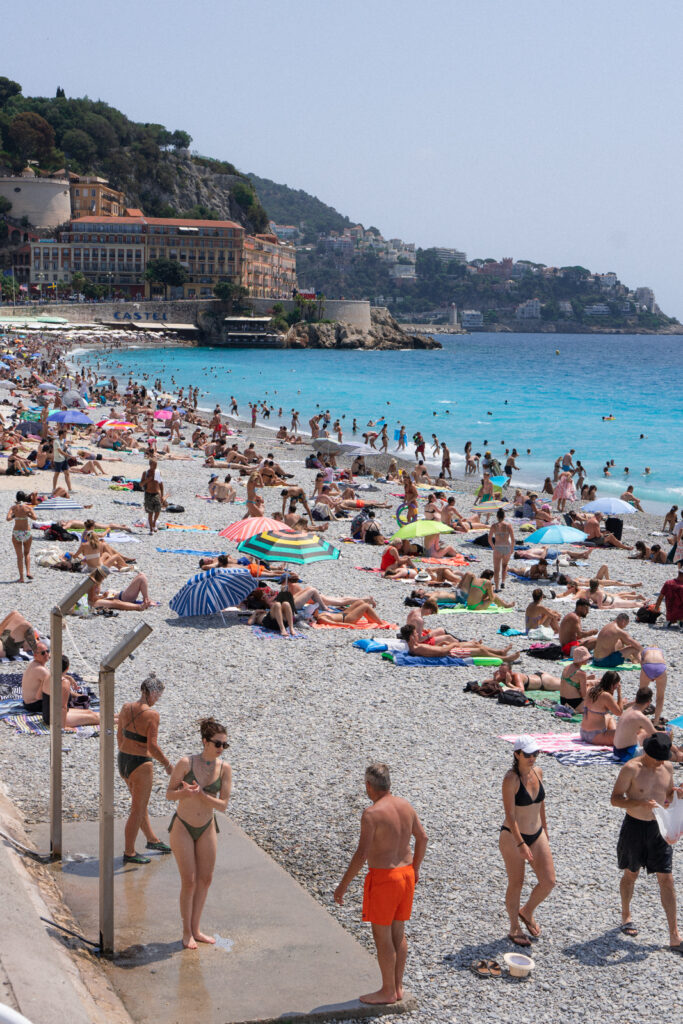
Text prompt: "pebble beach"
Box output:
[[0, 355, 682, 1024]]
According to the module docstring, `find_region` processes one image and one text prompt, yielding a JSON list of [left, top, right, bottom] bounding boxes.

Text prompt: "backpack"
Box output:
[[165, 503, 185, 514]]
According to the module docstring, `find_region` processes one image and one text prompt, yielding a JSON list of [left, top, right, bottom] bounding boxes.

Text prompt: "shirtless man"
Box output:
[[593, 614, 643, 668], [141, 458, 163, 534], [21, 643, 50, 713], [558, 598, 597, 656], [281, 486, 313, 523], [334, 764, 428, 1004], [611, 733, 683, 950], [613, 689, 657, 763]]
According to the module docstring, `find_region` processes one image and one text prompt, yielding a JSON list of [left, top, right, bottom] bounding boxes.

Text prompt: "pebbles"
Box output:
[[1, 418, 680, 1023]]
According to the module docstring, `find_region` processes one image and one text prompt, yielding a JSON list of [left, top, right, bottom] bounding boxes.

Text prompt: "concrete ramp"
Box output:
[[34, 818, 415, 1024]]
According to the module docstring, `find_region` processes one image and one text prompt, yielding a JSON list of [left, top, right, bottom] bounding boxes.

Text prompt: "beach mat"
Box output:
[[525, 689, 582, 724], [668, 714, 683, 729], [251, 625, 307, 640], [312, 617, 396, 631], [2, 714, 99, 737], [438, 605, 508, 615], [500, 731, 611, 753], [157, 548, 227, 557], [384, 652, 474, 668], [417, 556, 472, 567], [559, 660, 640, 671]]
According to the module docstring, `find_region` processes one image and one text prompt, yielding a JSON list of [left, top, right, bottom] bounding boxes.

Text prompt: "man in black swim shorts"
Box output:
[[611, 733, 683, 952]]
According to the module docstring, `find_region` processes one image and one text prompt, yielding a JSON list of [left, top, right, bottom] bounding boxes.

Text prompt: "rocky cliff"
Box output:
[[284, 307, 441, 350]]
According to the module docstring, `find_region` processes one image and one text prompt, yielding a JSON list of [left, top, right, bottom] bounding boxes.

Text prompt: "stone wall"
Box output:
[[0, 300, 211, 325], [0, 296, 373, 330], [250, 298, 371, 330]]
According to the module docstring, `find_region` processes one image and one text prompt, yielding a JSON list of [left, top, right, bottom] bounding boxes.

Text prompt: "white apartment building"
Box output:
[[434, 247, 467, 265], [515, 298, 541, 319], [460, 309, 483, 328]]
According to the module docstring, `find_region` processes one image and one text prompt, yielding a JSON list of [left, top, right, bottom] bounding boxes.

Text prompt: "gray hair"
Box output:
[[365, 763, 391, 792], [141, 672, 165, 697]]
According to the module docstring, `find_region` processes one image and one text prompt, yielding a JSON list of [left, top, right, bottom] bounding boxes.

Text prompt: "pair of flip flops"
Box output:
[[470, 959, 501, 978]]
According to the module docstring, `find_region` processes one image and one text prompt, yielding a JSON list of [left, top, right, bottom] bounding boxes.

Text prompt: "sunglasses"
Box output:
[[211, 739, 229, 750], [36, 650, 49, 656], [520, 750, 538, 758]]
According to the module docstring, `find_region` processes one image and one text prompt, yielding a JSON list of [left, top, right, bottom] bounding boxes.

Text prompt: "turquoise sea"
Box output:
[[76, 332, 682, 512]]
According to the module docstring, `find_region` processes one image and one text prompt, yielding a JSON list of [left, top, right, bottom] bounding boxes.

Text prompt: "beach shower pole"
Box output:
[[99, 621, 152, 955], [49, 566, 110, 859]]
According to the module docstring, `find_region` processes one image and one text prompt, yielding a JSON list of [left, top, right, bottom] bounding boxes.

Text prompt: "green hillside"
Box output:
[[247, 172, 352, 241]]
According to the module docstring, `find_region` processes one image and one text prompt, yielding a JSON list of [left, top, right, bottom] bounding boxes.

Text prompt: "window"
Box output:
[[91, 189, 96, 197]]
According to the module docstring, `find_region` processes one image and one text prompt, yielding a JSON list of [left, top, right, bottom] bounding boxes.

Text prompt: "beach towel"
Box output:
[[438, 605, 508, 615], [497, 625, 526, 636], [526, 690, 582, 724], [312, 616, 397, 631], [384, 652, 475, 668], [558, 660, 640, 671], [113, 499, 142, 507], [417, 555, 472, 567], [159, 523, 218, 533], [354, 566, 383, 573], [2, 714, 99, 737], [251, 625, 307, 640], [106, 532, 140, 544], [668, 714, 683, 729], [500, 732, 612, 753], [157, 548, 226, 557], [109, 483, 134, 490]]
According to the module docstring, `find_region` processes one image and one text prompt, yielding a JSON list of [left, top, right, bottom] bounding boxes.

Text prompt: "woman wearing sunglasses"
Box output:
[[499, 735, 556, 947], [167, 716, 232, 949]]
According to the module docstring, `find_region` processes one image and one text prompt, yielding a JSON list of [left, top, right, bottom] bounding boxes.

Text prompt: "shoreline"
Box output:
[[74, 337, 676, 515]]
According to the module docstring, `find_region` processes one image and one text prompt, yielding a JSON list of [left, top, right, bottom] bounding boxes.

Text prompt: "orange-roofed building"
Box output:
[[70, 176, 125, 218]]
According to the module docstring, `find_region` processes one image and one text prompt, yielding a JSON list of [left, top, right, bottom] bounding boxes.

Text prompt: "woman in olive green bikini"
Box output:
[[167, 717, 232, 949]]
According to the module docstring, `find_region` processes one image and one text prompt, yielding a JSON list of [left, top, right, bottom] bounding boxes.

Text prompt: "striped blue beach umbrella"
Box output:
[[170, 567, 257, 620]]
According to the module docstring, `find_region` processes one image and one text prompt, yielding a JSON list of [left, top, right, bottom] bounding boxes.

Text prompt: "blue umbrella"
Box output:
[[48, 410, 93, 425], [169, 567, 256, 621], [582, 497, 636, 515], [525, 524, 588, 544]]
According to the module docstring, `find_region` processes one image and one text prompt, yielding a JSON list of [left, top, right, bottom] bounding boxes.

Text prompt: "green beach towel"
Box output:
[[559, 660, 640, 671], [438, 605, 509, 615]]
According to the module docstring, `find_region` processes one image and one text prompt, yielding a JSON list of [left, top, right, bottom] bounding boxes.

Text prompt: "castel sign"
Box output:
[[113, 311, 169, 321]]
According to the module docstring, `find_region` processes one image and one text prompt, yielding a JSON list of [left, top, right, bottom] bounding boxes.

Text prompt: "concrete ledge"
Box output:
[[35, 817, 416, 1024]]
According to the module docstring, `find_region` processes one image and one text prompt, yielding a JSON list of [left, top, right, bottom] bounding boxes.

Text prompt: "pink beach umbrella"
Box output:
[[218, 517, 294, 542]]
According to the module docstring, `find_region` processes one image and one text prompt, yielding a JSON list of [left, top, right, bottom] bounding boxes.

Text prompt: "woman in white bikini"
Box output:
[[7, 491, 36, 583]]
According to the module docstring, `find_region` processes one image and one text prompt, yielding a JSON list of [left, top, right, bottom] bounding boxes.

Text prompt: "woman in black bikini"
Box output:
[[167, 716, 232, 949], [117, 673, 173, 865], [499, 736, 556, 947]]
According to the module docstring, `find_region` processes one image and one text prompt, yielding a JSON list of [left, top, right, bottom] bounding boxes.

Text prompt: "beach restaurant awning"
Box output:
[[101, 321, 198, 332]]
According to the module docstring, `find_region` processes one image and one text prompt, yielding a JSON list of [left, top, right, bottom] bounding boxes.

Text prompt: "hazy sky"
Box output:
[[7, 0, 683, 314]]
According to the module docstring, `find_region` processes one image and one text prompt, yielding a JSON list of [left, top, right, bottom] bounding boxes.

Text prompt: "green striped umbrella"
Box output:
[[236, 529, 340, 566]]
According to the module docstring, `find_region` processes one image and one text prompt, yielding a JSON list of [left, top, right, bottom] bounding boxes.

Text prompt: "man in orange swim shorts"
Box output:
[[334, 763, 428, 1005]]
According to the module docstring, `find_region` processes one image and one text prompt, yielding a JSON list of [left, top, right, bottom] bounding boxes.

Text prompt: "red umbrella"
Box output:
[[218, 516, 294, 542]]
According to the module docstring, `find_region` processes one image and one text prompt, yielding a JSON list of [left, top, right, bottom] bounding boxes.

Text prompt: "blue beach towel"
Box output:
[[157, 548, 227, 557], [388, 652, 474, 667]]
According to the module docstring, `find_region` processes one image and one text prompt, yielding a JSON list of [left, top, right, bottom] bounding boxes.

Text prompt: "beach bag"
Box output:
[[498, 690, 534, 708], [68, 686, 92, 710], [636, 605, 660, 624], [653, 794, 683, 845], [166, 504, 185, 513], [526, 643, 563, 660], [45, 524, 78, 542], [527, 626, 555, 641]]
